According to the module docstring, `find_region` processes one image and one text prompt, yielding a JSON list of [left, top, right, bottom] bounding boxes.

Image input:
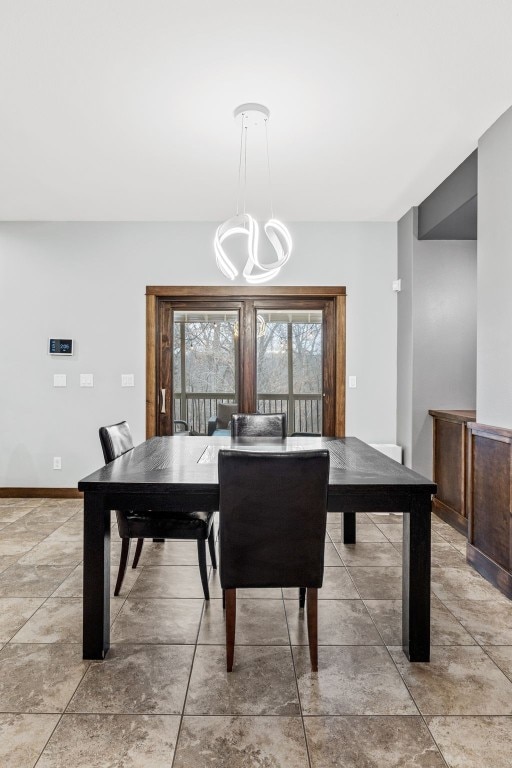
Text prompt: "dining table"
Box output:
[[78, 435, 436, 662]]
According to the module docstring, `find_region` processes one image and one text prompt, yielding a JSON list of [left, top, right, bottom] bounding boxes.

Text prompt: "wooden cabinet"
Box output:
[[466, 422, 512, 599], [429, 409, 476, 535]]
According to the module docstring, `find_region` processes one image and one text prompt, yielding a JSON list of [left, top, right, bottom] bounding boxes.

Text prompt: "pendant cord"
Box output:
[[236, 114, 244, 216], [243, 123, 248, 217], [264, 118, 274, 219]]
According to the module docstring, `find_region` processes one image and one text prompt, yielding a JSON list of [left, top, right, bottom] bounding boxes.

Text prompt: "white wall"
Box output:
[[477, 104, 512, 428], [0, 221, 397, 488]]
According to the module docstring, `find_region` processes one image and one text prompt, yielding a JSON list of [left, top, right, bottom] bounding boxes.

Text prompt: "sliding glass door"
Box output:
[[147, 287, 345, 437], [256, 309, 323, 434]]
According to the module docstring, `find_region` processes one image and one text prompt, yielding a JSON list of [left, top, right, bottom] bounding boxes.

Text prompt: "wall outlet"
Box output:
[[121, 374, 135, 387], [392, 279, 402, 292], [53, 374, 67, 387], [80, 373, 94, 387], [348, 375, 357, 388], [53, 456, 62, 470]]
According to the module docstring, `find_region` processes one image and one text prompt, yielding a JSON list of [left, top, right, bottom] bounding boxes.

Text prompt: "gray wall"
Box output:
[[0, 221, 397, 488], [477, 104, 512, 428], [397, 209, 477, 478], [396, 209, 414, 468]]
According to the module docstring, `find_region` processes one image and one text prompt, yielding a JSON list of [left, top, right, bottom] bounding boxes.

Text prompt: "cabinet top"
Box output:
[[428, 409, 476, 423]]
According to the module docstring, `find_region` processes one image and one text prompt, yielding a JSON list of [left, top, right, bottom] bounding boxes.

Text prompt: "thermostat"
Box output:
[[48, 338, 73, 355]]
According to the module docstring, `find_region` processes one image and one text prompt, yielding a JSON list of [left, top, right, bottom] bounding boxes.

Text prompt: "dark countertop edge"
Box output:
[[429, 409, 476, 423]]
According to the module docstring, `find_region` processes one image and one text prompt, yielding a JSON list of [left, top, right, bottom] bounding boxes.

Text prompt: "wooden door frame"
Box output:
[[146, 286, 346, 438]]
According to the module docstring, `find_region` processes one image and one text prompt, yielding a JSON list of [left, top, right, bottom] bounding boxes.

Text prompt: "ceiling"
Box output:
[[1, 0, 512, 222]]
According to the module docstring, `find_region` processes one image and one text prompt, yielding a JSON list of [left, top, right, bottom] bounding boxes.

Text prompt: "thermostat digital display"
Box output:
[[48, 338, 73, 355]]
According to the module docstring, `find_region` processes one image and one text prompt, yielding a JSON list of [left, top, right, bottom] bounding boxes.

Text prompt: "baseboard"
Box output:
[[0, 488, 83, 499]]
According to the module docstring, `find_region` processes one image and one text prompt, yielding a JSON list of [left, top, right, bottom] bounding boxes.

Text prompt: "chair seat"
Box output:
[[213, 428, 230, 436], [118, 509, 214, 540]]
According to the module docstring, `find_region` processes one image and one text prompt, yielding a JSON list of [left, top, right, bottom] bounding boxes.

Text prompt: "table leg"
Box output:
[[83, 492, 111, 659], [342, 511, 356, 543], [402, 493, 431, 661]]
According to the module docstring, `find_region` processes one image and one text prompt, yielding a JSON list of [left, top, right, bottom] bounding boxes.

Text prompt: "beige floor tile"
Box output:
[[286, 599, 382, 646], [67, 644, 193, 714], [0, 643, 89, 713], [142, 539, 216, 566], [305, 715, 445, 767], [291, 567, 360, 599], [52, 562, 142, 598], [364, 598, 476, 646], [294, 645, 416, 715], [431, 565, 508, 602], [327, 522, 387, 543], [374, 523, 403, 542], [390, 645, 512, 715], [367, 513, 403, 524], [0, 564, 75, 597], [129, 565, 209, 599], [347, 566, 402, 599], [426, 715, 512, 768], [44, 515, 84, 542], [186, 645, 299, 715], [337, 542, 402, 567], [36, 713, 180, 768], [0, 556, 22, 574], [0, 597, 45, 642], [0, 539, 40, 557], [11, 597, 121, 643], [0, 713, 60, 768], [430, 542, 467, 567], [323, 542, 344, 565], [443, 598, 512, 644], [112, 597, 204, 644], [199, 598, 289, 645], [17, 540, 83, 567], [483, 645, 512, 681], [175, 716, 309, 768]]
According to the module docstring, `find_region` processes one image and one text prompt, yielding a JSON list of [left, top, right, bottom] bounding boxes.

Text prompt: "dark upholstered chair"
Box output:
[[230, 412, 287, 438], [99, 421, 217, 598], [208, 403, 238, 436], [218, 449, 330, 672]]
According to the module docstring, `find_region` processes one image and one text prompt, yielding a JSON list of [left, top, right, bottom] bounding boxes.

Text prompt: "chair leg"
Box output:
[[225, 588, 236, 672], [306, 587, 319, 672], [114, 538, 130, 596], [132, 538, 144, 569], [299, 587, 306, 608], [197, 539, 210, 600], [208, 526, 217, 569]]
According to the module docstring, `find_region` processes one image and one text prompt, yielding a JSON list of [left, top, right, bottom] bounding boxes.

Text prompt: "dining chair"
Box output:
[[218, 448, 330, 672], [99, 421, 217, 598], [230, 412, 287, 438]]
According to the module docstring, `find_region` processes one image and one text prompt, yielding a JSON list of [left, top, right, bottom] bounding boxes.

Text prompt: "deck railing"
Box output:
[[174, 392, 322, 434]]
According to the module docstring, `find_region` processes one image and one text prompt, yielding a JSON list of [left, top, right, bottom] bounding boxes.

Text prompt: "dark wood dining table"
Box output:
[[78, 435, 436, 662]]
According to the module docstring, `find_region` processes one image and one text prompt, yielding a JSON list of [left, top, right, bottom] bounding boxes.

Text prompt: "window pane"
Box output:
[[256, 310, 323, 434]]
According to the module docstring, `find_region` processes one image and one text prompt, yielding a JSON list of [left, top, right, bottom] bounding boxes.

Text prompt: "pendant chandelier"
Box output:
[[214, 103, 292, 284]]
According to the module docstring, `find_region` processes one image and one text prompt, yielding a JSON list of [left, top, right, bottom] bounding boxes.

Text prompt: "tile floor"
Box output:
[[0, 498, 512, 766]]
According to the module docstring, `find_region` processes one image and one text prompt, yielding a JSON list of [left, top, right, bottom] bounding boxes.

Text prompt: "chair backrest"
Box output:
[[216, 402, 238, 429], [99, 421, 134, 464], [231, 412, 287, 438], [218, 449, 330, 589]]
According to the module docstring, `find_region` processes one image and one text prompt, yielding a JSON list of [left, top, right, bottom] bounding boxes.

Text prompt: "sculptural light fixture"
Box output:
[[214, 103, 292, 284]]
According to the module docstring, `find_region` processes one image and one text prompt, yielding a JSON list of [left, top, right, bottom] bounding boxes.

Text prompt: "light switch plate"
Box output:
[[121, 374, 135, 387], [348, 375, 357, 388], [392, 279, 402, 292], [80, 373, 94, 387], [53, 374, 67, 387]]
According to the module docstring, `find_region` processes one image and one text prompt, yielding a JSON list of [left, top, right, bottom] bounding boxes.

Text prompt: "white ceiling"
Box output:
[[1, 0, 512, 222]]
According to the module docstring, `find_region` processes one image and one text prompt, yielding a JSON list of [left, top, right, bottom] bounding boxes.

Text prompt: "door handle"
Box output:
[[160, 388, 166, 414]]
